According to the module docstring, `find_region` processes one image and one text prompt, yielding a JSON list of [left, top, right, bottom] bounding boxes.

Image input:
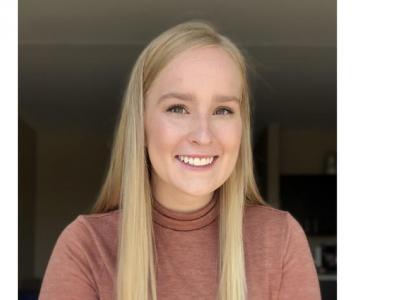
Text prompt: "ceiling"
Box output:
[[19, 0, 337, 138]]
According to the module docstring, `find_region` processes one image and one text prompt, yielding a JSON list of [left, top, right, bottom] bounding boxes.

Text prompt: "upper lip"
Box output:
[[176, 154, 218, 158]]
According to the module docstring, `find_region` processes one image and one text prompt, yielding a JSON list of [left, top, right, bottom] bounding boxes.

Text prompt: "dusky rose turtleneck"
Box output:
[[39, 196, 321, 299]]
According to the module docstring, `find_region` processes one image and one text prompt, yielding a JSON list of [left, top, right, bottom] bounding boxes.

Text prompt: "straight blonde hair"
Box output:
[[92, 20, 265, 300]]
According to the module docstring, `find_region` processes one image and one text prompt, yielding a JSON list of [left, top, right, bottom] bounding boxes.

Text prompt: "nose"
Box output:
[[189, 114, 213, 145]]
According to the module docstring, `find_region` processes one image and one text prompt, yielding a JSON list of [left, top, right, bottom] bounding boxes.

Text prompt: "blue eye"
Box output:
[[215, 107, 234, 115], [166, 105, 188, 114], [166, 105, 234, 115]]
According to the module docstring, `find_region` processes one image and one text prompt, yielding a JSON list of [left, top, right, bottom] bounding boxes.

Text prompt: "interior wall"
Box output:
[[280, 129, 337, 175], [34, 131, 110, 278], [19, 119, 37, 285]]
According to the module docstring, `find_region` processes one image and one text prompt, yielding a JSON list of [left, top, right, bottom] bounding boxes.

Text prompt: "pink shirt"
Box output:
[[39, 197, 321, 299]]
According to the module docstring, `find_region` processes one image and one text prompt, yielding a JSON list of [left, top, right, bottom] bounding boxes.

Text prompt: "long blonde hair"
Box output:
[[92, 20, 265, 300]]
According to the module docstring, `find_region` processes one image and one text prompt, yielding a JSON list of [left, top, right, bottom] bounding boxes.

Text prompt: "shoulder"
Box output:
[[244, 203, 296, 230], [245, 206, 321, 299], [41, 211, 121, 299], [75, 210, 120, 236], [62, 210, 120, 236], [56, 210, 120, 256], [244, 203, 305, 249]]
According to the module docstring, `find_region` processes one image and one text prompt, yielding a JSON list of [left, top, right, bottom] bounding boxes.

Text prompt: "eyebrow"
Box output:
[[157, 92, 240, 104]]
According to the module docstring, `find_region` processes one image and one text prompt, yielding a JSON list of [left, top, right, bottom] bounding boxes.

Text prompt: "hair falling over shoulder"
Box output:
[[92, 20, 265, 300]]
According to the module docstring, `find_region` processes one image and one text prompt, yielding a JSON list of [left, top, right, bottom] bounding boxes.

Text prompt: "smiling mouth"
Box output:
[[175, 155, 219, 168]]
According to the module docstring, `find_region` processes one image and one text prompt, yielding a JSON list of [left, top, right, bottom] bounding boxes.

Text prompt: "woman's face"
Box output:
[[144, 45, 243, 208]]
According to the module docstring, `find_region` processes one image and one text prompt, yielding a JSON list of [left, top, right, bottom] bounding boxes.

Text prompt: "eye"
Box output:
[[166, 104, 188, 114], [215, 107, 234, 116], [166, 104, 234, 116]]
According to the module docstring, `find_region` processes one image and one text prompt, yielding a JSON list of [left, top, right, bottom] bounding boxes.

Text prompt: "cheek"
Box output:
[[214, 121, 242, 152], [145, 115, 186, 155]]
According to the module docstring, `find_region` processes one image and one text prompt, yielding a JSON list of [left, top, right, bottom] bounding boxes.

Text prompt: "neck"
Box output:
[[150, 176, 215, 213]]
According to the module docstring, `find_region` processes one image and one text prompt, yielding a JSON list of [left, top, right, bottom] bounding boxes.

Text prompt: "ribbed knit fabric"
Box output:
[[39, 198, 321, 300]]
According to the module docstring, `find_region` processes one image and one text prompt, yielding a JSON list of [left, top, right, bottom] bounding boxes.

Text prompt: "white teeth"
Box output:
[[178, 155, 215, 166]]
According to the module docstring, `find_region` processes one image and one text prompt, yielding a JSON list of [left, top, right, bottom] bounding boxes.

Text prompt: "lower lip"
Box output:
[[175, 156, 218, 171]]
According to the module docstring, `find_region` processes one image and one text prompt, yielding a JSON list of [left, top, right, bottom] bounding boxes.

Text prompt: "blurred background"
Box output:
[[19, 0, 336, 299]]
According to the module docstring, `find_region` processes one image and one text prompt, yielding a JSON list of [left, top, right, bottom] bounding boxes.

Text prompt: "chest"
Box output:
[[98, 225, 283, 300]]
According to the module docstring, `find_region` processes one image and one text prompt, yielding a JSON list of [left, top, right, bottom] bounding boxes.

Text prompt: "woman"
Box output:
[[39, 21, 321, 300]]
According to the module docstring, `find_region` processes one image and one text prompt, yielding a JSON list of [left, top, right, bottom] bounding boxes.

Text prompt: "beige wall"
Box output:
[[266, 126, 336, 208], [34, 131, 110, 278], [280, 129, 336, 175]]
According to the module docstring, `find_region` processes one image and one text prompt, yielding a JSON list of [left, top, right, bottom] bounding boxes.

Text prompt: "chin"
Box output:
[[184, 190, 211, 197], [179, 187, 214, 197]]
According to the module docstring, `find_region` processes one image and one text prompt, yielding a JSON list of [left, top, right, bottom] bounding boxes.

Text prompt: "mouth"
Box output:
[[175, 155, 219, 171]]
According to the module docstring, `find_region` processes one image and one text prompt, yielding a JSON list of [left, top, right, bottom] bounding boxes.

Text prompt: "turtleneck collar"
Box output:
[[152, 194, 219, 231]]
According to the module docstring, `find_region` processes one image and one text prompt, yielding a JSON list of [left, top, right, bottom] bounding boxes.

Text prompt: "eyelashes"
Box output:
[[166, 104, 234, 116]]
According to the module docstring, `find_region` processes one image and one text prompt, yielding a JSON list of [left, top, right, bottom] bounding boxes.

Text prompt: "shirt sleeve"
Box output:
[[278, 213, 321, 300], [39, 217, 99, 300]]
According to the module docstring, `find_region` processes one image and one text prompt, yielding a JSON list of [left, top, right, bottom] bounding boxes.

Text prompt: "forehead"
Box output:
[[148, 46, 243, 98]]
